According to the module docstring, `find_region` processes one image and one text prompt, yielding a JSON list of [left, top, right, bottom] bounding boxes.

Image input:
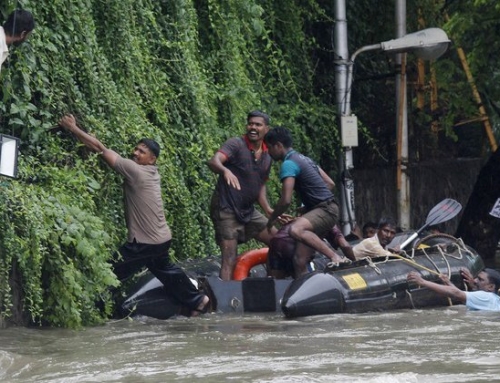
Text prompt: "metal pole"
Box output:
[[334, 0, 355, 235], [395, 0, 410, 230]]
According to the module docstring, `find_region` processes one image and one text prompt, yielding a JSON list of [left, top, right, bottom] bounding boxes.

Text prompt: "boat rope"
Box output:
[[405, 247, 416, 259], [404, 242, 477, 308], [364, 257, 382, 275], [442, 246, 463, 260], [393, 236, 475, 277], [402, 258, 454, 307], [406, 289, 416, 309], [456, 237, 476, 259], [391, 239, 477, 309], [420, 247, 444, 276], [360, 240, 478, 310], [387, 253, 441, 276]]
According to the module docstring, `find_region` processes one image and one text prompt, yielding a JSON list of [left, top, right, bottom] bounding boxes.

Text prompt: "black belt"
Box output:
[[324, 197, 337, 205]]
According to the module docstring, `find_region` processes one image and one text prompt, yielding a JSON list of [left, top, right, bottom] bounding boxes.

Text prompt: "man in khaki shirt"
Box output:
[[59, 114, 209, 316]]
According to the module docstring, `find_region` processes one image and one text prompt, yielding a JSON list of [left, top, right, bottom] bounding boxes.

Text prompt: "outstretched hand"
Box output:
[[277, 214, 294, 225], [407, 271, 424, 286], [460, 268, 476, 290], [59, 114, 77, 131], [56, 114, 108, 156]]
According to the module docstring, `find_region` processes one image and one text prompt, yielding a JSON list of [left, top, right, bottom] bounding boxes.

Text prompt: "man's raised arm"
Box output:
[[59, 114, 119, 167]]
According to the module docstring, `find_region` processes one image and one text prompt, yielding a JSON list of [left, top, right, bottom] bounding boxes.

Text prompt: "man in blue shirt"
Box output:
[[265, 126, 347, 277], [407, 268, 500, 311]]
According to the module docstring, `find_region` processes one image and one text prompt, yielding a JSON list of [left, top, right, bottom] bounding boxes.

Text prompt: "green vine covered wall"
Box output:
[[0, 0, 340, 327]]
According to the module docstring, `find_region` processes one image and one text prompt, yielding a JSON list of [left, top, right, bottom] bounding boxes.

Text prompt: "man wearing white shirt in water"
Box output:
[[407, 268, 500, 312]]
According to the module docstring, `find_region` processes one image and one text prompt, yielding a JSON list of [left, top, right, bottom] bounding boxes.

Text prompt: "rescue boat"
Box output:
[[119, 233, 484, 319], [281, 237, 484, 318]]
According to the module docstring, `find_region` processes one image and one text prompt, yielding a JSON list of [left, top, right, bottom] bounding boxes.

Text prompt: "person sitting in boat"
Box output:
[[362, 221, 378, 238], [344, 221, 377, 242], [352, 217, 400, 260], [407, 268, 500, 312], [267, 222, 355, 279]]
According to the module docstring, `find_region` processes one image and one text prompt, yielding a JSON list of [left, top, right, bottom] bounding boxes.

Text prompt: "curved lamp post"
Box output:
[[339, 27, 450, 235], [343, 28, 450, 115]]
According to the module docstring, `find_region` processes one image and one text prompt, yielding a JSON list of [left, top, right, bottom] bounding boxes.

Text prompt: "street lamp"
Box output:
[[343, 28, 450, 115], [380, 28, 450, 59], [338, 28, 450, 235]]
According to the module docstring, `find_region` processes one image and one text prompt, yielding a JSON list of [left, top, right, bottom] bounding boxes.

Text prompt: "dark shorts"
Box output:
[[301, 199, 339, 238], [210, 203, 267, 244]]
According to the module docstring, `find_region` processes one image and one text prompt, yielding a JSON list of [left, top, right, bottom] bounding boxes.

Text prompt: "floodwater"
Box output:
[[1, 307, 500, 383]]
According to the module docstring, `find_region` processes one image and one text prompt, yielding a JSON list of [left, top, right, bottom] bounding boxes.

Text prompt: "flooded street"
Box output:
[[1, 306, 500, 382]]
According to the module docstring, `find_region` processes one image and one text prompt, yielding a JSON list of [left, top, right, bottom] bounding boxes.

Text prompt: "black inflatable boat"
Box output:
[[281, 238, 484, 318], [119, 235, 484, 319]]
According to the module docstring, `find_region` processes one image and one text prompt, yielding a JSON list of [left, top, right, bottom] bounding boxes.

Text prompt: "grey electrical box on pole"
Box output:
[[341, 115, 358, 147]]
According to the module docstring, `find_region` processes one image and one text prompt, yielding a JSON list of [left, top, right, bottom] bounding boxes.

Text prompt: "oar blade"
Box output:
[[400, 198, 462, 249], [425, 198, 462, 227]]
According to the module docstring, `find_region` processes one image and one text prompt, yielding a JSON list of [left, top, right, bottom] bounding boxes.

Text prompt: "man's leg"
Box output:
[[244, 210, 277, 276], [219, 238, 239, 281], [210, 201, 243, 281], [289, 217, 344, 264], [293, 241, 316, 277], [148, 256, 209, 316], [113, 244, 148, 281], [118, 241, 209, 316], [256, 224, 277, 276]]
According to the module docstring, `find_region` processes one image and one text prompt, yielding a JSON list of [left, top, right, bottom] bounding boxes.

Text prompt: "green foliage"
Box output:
[[0, 0, 343, 327], [0, 178, 118, 327], [445, 0, 500, 141]]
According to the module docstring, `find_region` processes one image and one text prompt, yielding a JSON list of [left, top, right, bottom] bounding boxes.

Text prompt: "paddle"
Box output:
[[399, 198, 462, 250]]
